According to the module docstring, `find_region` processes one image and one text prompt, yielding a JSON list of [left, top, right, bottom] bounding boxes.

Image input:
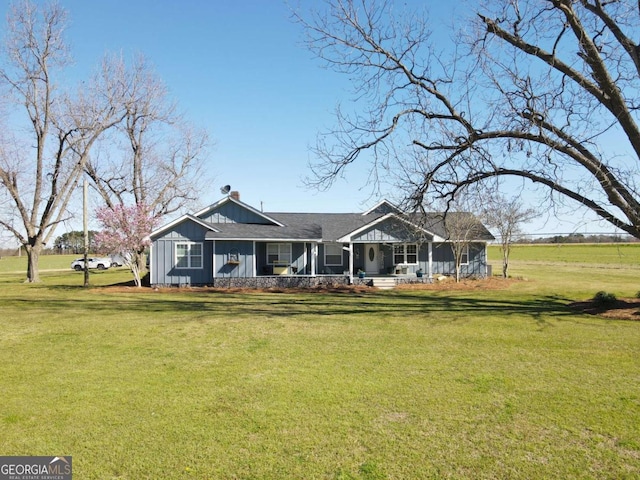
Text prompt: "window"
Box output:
[[267, 243, 291, 264], [393, 243, 418, 264], [393, 244, 405, 264], [406, 244, 417, 264], [460, 245, 469, 265], [176, 242, 203, 269], [324, 243, 343, 266]]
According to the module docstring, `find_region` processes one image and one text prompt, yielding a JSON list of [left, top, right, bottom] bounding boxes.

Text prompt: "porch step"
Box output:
[[371, 277, 397, 290]]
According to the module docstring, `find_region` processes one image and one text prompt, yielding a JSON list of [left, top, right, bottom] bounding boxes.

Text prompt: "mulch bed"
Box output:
[[94, 283, 373, 295], [395, 276, 517, 291], [97, 276, 515, 295], [568, 298, 640, 321]]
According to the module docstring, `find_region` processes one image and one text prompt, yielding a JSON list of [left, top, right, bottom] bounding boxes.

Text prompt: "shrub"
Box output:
[[593, 291, 617, 306]]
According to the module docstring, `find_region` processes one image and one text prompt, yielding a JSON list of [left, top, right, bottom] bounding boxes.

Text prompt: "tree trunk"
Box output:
[[130, 250, 147, 287], [502, 250, 509, 279], [130, 264, 141, 288], [24, 241, 42, 283]]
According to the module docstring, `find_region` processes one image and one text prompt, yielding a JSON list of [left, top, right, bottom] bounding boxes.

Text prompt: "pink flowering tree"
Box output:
[[95, 204, 157, 287]]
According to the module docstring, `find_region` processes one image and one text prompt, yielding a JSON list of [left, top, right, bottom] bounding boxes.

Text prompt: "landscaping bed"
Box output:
[[570, 297, 640, 321]]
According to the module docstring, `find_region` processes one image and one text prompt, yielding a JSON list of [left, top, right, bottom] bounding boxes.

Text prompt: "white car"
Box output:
[[70, 257, 111, 271], [110, 254, 126, 267]]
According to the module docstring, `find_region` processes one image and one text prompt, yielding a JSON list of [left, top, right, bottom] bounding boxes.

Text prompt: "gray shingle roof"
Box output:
[[203, 210, 494, 242], [269, 212, 385, 241], [204, 221, 322, 240], [405, 212, 495, 241]]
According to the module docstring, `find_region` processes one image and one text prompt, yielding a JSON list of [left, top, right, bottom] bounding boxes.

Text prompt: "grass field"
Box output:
[[1, 247, 639, 479], [501, 242, 640, 267]]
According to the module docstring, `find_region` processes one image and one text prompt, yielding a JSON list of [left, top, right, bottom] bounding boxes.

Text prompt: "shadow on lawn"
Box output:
[[3, 286, 577, 328]]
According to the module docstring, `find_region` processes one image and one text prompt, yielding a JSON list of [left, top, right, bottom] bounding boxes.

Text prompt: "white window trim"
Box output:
[[267, 243, 292, 265], [175, 242, 203, 269], [393, 243, 419, 265], [324, 243, 343, 266]]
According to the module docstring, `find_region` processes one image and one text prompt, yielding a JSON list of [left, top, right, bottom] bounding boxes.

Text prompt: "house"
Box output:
[[149, 192, 494, 288]]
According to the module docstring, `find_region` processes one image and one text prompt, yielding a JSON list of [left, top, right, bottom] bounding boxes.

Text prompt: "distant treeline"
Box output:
[[0, 230, 100, 258], [516, 233, 638, 244]]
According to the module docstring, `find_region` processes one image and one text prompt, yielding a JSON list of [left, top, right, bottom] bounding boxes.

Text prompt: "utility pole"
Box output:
[[83, 178, 89, 287]]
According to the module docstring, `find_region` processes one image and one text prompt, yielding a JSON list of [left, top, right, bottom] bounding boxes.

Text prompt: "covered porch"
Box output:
[[346, 242, 434, 284]]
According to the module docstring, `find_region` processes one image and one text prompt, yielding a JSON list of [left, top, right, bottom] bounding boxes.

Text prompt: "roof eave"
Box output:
[[206, 236, 323, 242], [150, 214, 220, 239]]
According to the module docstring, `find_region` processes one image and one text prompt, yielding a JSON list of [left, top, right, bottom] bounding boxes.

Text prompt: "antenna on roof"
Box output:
[[220, 185, 231, 195]]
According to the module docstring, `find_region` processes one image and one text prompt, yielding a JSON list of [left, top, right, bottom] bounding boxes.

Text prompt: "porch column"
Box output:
[[348, 242, 354, 284], [311, 242, 317, 276], [484, 242, 489, 277], [428, 242, 433, 280], [212, 240, 216, 281], [253, 241, 257, 277], [303, 243, 307, 275]]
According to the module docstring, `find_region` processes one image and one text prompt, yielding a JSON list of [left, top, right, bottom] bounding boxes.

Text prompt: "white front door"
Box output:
[[364, 244, 379, 274]]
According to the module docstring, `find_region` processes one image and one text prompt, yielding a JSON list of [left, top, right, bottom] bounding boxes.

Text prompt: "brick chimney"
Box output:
[[229, 191, 240, 201]]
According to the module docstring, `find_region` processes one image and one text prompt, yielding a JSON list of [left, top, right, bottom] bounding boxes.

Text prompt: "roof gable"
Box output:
[[337, 213, 446, 243], [195, 196, 284, 226], [362, 199, 403, 215]]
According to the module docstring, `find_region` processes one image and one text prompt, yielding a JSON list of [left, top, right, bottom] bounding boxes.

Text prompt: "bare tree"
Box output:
[[481, 195, 537, 278], [428, 195, 491, 283], [297, 0, 640, 239], [0, 1, 127, 282], [85, 55, 209, 217], [444, 213, 477, 283], [84, 54, 210, 276]]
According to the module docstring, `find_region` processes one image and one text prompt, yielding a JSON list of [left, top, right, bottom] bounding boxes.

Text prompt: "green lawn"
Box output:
[[0, 253, 78, 274], [0, 249, 639, 479], [489, 243, 640, 298]]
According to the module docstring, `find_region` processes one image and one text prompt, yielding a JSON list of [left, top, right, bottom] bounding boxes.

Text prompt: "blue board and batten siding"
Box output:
[[150, 221, 213, 286], [200, 202, 271, 225], [351, 219, 426, 243], [431, 242, 487, 276], [317, 244, 348, 274], [214, 240, 254, 278]]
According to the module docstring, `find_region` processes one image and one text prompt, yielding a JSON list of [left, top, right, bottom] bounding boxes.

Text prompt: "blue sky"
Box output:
[[63, 0, 372, 214], [36, 1, 627, 236]]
